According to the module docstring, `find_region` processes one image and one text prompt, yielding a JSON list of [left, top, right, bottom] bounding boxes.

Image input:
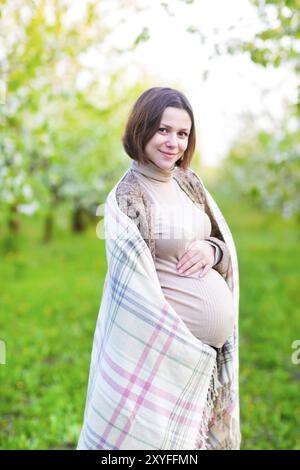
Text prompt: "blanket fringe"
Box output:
[[194, 361, 234, 450]]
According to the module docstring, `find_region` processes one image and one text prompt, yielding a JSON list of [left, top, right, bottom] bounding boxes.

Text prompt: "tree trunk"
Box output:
[[72, 207, 87, 233], [7, 205, 21, 233], [43, 213, 54, 242]]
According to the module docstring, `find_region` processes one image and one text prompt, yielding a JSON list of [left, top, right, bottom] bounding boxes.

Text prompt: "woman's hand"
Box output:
[[176, 240, 215, 278]]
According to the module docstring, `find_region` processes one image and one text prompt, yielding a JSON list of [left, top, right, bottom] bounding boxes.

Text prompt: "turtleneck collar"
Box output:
[[130, 159, 175, 182]]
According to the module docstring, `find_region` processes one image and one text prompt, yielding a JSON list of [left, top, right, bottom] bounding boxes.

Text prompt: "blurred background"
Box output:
[[0, 0, 299, 450]]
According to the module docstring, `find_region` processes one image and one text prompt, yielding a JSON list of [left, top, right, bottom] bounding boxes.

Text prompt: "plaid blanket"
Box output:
[[77, 169, 241, 450]]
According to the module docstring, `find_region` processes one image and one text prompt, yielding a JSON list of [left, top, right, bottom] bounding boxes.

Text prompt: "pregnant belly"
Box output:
[[156, 263, 235, 348]]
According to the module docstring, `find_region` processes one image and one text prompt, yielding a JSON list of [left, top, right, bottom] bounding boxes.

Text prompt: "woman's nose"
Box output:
[[166, 133, 178, 147]]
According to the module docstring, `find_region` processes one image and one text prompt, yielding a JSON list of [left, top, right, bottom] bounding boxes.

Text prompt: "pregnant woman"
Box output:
[[77, 87, 241, 450]]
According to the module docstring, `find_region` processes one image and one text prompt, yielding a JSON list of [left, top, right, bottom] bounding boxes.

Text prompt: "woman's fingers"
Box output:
[[199, 263, 212, 278], [177, 260, 206, 276], [176, 240, 213, 274], [177, 252, 204, 273]]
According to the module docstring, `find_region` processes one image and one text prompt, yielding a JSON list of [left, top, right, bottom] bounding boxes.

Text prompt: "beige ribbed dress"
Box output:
[[131, 159, 235, 348]]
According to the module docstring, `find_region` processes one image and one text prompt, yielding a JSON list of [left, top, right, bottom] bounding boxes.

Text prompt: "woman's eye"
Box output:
[[159, 128, 188, 137]]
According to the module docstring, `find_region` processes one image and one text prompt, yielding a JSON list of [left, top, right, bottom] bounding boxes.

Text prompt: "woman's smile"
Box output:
[[159, 150, 178, 159]]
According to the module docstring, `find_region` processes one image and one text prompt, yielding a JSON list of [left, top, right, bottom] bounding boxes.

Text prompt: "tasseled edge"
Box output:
[[207, 418, 241, 450], [194, 362, 220, 449], [194, 362, 239, 450]]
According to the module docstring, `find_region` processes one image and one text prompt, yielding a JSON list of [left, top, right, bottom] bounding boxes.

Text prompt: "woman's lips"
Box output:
[[159, 150, 177, 158]]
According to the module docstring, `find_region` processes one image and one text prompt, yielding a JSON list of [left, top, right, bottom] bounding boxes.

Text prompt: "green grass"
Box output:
[[214, 188, 300, 450], [0, 192, 300, 450], [0, 219, 107, 450]]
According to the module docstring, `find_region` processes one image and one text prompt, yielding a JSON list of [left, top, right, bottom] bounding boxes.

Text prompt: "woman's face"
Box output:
[[144, 107, 192, 170]]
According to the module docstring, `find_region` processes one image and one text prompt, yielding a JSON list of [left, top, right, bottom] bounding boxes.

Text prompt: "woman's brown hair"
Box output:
[[121, 87, 196, 170]]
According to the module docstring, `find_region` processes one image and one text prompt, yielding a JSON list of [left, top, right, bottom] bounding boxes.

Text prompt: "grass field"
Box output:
[[0, 190, 299, 450]]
